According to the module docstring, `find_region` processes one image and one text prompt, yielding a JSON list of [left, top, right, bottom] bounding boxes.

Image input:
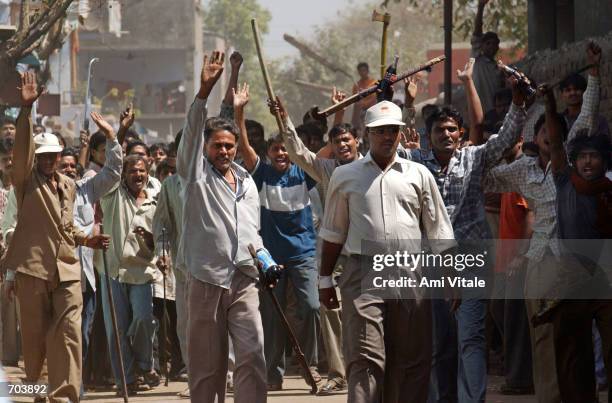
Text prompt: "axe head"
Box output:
[[372, 10, 391, 24]]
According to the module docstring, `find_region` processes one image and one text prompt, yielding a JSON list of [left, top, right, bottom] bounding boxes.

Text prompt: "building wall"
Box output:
[[528, 0, 612, 53]]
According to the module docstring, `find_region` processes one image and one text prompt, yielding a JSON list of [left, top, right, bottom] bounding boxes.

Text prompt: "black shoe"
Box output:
[[267, 383, 282, 391], [116, 383, 140, 397]]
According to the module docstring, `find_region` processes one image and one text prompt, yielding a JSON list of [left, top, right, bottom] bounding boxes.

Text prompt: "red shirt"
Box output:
[[494, 192, 529, 273]]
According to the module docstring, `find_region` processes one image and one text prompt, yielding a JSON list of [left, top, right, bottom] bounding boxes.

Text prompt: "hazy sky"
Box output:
[[258, 0, 364, 58]]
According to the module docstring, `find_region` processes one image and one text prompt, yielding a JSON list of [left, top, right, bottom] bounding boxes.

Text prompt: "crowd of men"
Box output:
[[0, 1, 611, 402]]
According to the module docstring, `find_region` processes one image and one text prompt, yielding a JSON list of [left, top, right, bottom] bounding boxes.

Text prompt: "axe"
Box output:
[[372, 10, 391, 79]]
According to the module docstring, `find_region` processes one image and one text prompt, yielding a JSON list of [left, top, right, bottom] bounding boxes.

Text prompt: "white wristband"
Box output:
[[5, 270, 15, 281], [318, 275, 333, 289]]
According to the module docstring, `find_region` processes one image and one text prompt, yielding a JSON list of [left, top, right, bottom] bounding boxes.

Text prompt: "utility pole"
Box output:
[[443, 0, 452, 105]]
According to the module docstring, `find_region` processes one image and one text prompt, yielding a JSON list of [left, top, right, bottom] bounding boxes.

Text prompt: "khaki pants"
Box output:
[[320, 255, 346, 382], [15, 272, 82, 403], [525, 253, 561, 403], [0, 281, 20, 363], [340, 255, 432, 403], [187, 271, 266, 403]]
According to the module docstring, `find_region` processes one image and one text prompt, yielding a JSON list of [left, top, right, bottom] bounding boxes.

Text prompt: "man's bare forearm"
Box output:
[[320, 240, 343, 276]]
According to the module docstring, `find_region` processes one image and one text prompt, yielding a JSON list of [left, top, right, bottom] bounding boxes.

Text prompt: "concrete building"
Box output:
[[77, 0, 212, 143]]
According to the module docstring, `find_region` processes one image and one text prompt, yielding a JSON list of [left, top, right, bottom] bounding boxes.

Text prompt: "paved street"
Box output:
[[2, 363, 553, 402]]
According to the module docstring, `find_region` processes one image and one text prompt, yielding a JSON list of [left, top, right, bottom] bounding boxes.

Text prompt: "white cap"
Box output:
[[34, 132, 63, 154], [365, 100, 406, 128]]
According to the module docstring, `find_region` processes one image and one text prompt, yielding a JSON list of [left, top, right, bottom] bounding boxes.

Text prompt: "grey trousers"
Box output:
[[187, 271, 266, 403], [174, 270, 188, 367], [320, 255, 346, 381], [340, 255, 432, 403]]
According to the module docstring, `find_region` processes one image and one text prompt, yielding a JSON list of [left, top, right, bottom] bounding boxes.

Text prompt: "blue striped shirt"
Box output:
[[252, 158, 317, 264]]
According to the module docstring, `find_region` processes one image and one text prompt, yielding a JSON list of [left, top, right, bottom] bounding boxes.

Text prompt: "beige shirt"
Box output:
[[3, 106, 86, 283], [320, 152, 455, 256], [96, 181, 159, 284]]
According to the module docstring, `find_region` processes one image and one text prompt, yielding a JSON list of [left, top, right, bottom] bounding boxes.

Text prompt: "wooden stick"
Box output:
[[248, 245, 319, 394], [252, 19, 286, 132], [316, 55, 446, 118]]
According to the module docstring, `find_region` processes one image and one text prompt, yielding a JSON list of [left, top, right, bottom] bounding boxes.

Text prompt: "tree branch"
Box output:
[[4, 0, 74, 60]]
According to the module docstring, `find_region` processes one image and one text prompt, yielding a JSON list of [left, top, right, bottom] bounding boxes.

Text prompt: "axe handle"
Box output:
[[252, 19, 286, 133], [380, 19, 389, 79], [317, 55, 446, 118]]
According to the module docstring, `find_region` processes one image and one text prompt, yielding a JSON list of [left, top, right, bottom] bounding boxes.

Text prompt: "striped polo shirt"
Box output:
[[252, 158, 317, 265]]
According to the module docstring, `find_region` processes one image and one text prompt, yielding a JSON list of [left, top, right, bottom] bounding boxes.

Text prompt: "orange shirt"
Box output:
[[494, 192, 529, 273]]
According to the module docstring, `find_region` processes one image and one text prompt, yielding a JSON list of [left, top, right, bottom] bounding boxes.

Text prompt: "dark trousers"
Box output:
[[552, 300, 612, 403], [81, 280, 96, 369], [153, 297, 185, 377], [490, 270, 533, 389]]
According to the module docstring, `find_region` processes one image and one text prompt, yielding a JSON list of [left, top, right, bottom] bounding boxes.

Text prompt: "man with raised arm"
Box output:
[[235, 85, 322, 391], [177, 51, 266, 403], [2, 72, 110, 402]]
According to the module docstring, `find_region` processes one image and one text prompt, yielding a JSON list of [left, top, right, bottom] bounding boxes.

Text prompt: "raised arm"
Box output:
[[483, 75, 527, 167], [541, 86, 567, 175], [457, 58, 485, 145], [567, 42, 602, 142], [473, 0, 488, 37], [116, 103, 135, 146], [177, 51, 224, 182], [269, 97, 324, 183], [403, 76, 418, 129], [234, 83, 258, 172], [220, 51, 243, 121], [78, 130, 90, 169], [13, 72, 43, 201], [83, 112, 123, 201], [331, 87, 347, 125]]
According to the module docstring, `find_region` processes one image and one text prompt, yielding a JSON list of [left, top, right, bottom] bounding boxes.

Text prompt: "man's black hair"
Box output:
[[0, 137, 14, 155], [357, 62, 369, 71], [0, 117, 15, 126], [533, 113, 568, 141], [156, 159, 176, 178], [123, 154, 150, 174], [61, 147, 79, 159], [482, 31, 500, 44], [559, 73, 587, 92], [126, 140, 150, 157], [266, 134, 284, 150], [89, 131, 106, 162], [567, 130, 611, 166], [150, 142, 169, 155], [329, 123, 358, 140], [425, 105, 464, 135], [245, 119, 264, 138], [204, 117, 239, 142]]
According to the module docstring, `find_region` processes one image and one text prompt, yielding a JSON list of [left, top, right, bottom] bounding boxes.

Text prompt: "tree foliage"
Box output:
[[274, 0, 441, 124], [202, 0, 275, 129], [386, 0, 528, 51]]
